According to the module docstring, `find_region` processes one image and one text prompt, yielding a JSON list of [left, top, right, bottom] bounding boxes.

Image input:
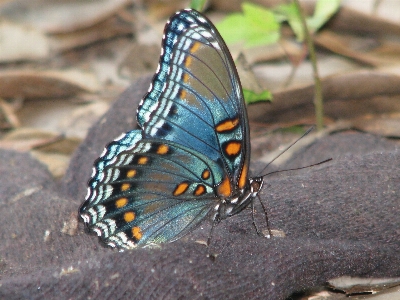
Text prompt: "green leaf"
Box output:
[[217, 2, 280, 48], [243, 88, 272, 104], [273, 3, 304, 41], [190, 0, 208, 11], [273, 0, 341, 41], [280, 125, 309, 134], [307, 0, 341, 32]]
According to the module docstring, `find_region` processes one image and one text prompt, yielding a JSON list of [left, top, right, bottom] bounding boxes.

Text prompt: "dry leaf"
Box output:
[[327, 5, 400, 37], [314, 30, 385, 67], [0, 21, 49, 62], [0, 0, 132, 34], [118, 43, 160, 80], [248, 70, 400, 123], [328, 276, 400, 295], [57, 101, 110, 139], [31, 150, 70, 178], [0, 127, 81, 154], [352, 113, 400, 137], [49, 16, 133, 53], [241, 39, 304, 65], [235, 53, 265, 95], [0, 69, 100, 100], [0, 98, 20, 129]]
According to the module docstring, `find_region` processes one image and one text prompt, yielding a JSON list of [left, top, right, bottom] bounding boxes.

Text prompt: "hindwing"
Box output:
[[81, 130, 225, 247]]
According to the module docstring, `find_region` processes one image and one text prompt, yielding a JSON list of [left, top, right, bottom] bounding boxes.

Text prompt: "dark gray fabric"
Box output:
[[0, 76, 399, 300]]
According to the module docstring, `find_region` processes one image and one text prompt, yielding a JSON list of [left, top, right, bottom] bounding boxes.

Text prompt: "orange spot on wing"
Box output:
[[121, 183, 131, 191], [173, 182, 189, 196], [217, 176, 231, 197], [184, 56, 192, 67], [157, 144, 169, 155], [132, 226, 142, 240], [124, 211, 135, 223], [194, 185, 206, 196], [216, 118, 239, 133], [190, 42, 201, 53], [183, 73, 190, 83], [238, 164, 248, 189], [115, 197, 128, 208], [127, 170, 136, 178], [225, 141, 241, 156], [180, 89, 187, 99], [138, 156, 148, 165], [201, 169, 210, 180]]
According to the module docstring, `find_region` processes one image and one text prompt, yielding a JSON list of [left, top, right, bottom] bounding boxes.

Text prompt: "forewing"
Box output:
[[137, 9, 250, 197]]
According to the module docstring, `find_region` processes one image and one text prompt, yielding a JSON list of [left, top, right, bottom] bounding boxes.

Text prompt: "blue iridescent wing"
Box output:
[[80, 130, 223, 248], [138, 9, 250, 197], [80, 9, 251, 248]]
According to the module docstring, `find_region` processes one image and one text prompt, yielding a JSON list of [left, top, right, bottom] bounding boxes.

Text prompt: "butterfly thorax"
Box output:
[[215, 177, 264, 221]]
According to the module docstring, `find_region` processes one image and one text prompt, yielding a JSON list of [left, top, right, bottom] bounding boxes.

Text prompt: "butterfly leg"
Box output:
[[207, 216, 221, 247], [258, 195, 272, 238], [251, 200, 262, 236], [251, 196, 273, 239]]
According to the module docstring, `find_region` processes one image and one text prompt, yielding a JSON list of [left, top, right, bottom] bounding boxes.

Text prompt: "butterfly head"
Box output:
[[249, 176, 264, 197], [214, 176, 264, 221]]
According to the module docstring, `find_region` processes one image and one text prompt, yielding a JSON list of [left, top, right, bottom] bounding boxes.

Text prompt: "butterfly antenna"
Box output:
[[253, 127, 331, 239], [263, 158, 332, 177], [258, 126, 315, 176]]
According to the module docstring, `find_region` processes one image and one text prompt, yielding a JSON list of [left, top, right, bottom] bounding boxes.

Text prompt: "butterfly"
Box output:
[[79, 8, 265, 249]]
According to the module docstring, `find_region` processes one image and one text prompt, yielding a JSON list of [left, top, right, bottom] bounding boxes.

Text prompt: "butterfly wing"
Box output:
[[138, 9, 250, 197], [80, 9, 252, 248], [80, 130, 226, 248]]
